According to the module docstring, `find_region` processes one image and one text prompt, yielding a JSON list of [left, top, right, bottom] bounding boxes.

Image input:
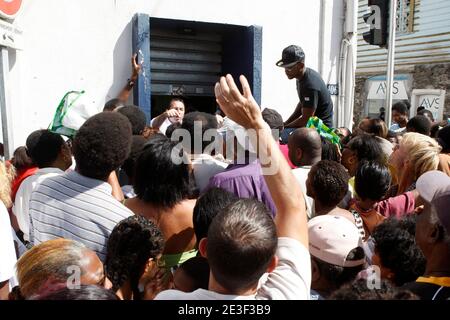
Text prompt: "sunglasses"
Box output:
[[285, 63, 299, 72]]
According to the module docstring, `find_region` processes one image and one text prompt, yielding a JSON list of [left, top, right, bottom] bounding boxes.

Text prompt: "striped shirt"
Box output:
[[29, 170, 133, 261]]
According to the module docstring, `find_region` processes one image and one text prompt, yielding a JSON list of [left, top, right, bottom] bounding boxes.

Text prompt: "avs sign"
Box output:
[[411, 89, 446, 121], [367, 80, 408, 100], [418, 95, 440, 110], [0, 18, 23, 49], [0, 0, 22, 19], [0, 0, 23, 49]]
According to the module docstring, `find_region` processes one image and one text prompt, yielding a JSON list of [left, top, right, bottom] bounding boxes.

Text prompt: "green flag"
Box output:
[[49, 90, 97, 139], [306, 116, 341, 148]]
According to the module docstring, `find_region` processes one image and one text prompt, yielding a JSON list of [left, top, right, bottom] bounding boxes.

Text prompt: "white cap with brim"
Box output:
[[308, 215, 366, 268], [416, 170, 450, 234]]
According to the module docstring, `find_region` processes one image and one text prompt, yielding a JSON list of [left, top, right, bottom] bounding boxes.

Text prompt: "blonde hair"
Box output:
[[401, 132, 442, 180], [16, 239, 88, 298], [0, 161, 14, 208]]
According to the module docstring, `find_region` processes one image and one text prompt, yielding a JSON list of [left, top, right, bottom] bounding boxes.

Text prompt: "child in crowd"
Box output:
[[349, 160, 391, 241], [371, 217, 426, 286]]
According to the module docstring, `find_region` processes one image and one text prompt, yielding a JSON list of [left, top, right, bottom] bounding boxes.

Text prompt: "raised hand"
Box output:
[[131, 53, 142, 80], [215, 75, 308, 248], [214, 74, 264, 130], [141, 260, 173, 300], [166, 109, 181, 119]]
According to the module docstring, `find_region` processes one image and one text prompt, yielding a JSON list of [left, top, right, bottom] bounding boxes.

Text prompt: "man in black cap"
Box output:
[[276, 45, 333, 143]]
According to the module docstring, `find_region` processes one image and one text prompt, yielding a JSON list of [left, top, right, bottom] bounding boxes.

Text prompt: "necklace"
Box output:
[[354, 202, 374, 213]]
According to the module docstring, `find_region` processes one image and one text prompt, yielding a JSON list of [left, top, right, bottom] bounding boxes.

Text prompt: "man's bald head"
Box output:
[[288, 128, 322, 166]]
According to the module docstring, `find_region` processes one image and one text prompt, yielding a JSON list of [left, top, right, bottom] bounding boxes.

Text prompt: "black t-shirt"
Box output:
[[296, 68, 333, 128], [402, 281, 450, 300]]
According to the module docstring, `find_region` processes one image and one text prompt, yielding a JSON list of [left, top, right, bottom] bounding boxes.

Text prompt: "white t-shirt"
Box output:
[[155, 237, 311, 300], [291, 167, 314, 219], [12, 167, 64, 241], [0, 203, 17, 288], [192, 154, 229, 192]]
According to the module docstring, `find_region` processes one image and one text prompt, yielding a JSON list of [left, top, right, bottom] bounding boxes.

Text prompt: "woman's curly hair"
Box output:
[[372, 217, 426, 286], [105, 215, 165, 298], [331, 278, 418, 300], [310, 160, 350, 207], [72, 112, 132, 180]]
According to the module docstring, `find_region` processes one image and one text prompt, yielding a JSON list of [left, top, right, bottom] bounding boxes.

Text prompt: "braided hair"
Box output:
[[105, 215, 165, 298]]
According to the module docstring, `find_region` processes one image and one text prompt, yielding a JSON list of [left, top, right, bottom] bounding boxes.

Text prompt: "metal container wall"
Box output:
[[357, 0, 450, 75]]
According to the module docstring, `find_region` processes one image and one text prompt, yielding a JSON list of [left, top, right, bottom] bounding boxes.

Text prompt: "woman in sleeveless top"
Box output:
[[124, 135, 198, 271]]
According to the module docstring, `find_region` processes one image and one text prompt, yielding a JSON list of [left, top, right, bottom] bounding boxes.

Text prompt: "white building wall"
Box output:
[[3, 0, 343, 149], [319, 0, 346, 126]]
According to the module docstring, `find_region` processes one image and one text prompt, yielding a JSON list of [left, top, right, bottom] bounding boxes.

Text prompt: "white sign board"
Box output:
[[367, 80, 409, 100], [0, 19, 23, 50], [410, 89, 446, 121]]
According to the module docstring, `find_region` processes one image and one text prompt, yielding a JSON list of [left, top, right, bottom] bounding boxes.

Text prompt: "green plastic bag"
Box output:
[[49, 90, 96, 139], [306, 116, 341, 147]]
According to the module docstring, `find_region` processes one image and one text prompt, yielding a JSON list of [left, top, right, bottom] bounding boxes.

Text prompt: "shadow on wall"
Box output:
[[8, 49, 17, 71], [105, 21, 133, 105]]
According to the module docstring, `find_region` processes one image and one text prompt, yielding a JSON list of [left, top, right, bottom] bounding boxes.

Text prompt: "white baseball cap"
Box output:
[[308, 215, 366, 267], [416, 170, 450, 234]]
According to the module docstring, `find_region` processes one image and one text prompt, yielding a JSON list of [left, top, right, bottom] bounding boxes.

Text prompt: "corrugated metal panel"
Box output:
[[356, 0, 450, 75], [150, 29, 222, 95]]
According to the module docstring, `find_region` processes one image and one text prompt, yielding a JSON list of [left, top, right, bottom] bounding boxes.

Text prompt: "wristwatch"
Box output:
[[127, 79, 136, 88]]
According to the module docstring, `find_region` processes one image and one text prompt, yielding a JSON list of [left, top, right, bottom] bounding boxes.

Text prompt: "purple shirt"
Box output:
[[206, 160, 276, 217]]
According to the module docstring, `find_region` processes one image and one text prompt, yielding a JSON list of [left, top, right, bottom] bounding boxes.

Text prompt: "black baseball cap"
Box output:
[[276, 45, 305, 68], [262, 108, 283, 130]]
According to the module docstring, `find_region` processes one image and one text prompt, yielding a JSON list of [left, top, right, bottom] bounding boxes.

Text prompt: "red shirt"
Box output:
[[278, 143, 296, 169], [375, 191, 416, 219], [10, 166, 38, 202]]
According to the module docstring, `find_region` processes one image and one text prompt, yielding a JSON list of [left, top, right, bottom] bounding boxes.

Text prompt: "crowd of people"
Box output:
[[0, 48, 449, 301]]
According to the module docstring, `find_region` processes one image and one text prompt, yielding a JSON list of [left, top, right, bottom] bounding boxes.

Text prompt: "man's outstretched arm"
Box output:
[[285, 90, 318, 128], [284, 101, 303, 126], [214, 74, 308, 247], [116, 53, 141, 103], [284, 107, 315, 128], [150, 109, 180, 130]]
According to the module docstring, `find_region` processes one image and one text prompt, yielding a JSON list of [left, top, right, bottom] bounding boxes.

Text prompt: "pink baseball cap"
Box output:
[[308, 215, 366, 267], [416, 170, 450, 234]]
